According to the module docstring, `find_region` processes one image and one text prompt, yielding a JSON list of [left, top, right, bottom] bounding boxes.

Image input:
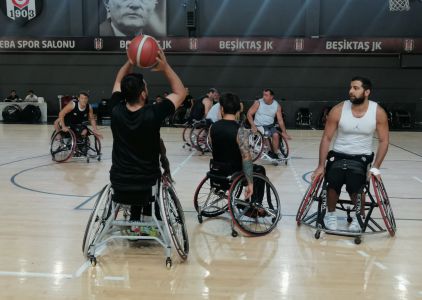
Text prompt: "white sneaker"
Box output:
[[324, 212, 337, 231], [349, 217, 361, 232], [276, 150, 284, 159]]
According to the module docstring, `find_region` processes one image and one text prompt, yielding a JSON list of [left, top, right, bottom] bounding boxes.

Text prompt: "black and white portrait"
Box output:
[[99, 0, 166, 37]]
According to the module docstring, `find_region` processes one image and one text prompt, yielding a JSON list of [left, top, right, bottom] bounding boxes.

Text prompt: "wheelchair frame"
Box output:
[[296, 174, 396, 244], [82, 175, 189, 269], [248, 128, 290, 166], [182, 120, 211, 154], [194, 171, 281, 237], [50, 126, 101, 163]]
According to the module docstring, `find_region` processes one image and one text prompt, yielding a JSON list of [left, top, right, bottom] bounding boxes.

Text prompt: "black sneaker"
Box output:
[[267, 151, 278, 160]]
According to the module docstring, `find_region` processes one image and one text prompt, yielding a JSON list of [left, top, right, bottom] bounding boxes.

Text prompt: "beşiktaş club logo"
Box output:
[[0, 0, 43, 26], [94, 38, 103, 51]]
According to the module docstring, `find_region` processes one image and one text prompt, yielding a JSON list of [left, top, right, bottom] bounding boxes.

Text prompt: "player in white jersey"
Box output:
[[247, 89, 291, 159], [313, 77, 389, 231]]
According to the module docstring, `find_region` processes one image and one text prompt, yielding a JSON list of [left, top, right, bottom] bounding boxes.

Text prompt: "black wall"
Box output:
[[1, 0, 422, 124], [1, 53, 421, 126]]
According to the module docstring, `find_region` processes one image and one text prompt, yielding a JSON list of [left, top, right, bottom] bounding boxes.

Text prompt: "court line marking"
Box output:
[[0, 154, 49, 167], [0, 271, 73, 279], [413, 176, 422, 184], [374, 262, 387, 270], [73, 191, 101, 210], [104, 276, 125, 281], [74, 245, 106, 278], [171, 150, 196, 177], [357, 250, 370, 258], [10, 163, 96, 198]]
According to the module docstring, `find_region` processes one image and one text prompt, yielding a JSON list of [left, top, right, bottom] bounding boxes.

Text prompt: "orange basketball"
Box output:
[[127, 35, 160, 68]]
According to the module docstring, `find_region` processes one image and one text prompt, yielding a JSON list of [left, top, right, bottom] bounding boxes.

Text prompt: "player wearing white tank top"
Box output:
[[247, 89, 291, 159], [313, 77, 389, 232]]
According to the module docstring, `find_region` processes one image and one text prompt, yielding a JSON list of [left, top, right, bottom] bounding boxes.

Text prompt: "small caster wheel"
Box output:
[[231, 230, 238, 237], [90, 257, 97, 267], [315, 231, 321, 239], [166, 257, 172, 269], [97, 155, 101, 162], [354, 237, 361, 245], [284, 160, 288, 166], [86, 157, 90, 163], [197, 214, 203, 224], [347, 216, 353, 223]]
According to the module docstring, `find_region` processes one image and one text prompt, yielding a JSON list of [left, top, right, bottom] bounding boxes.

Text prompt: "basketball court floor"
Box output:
[[0, 123, 421, 299]]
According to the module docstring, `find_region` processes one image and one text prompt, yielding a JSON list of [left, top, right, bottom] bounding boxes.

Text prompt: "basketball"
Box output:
[[127, 35, 160, 69]]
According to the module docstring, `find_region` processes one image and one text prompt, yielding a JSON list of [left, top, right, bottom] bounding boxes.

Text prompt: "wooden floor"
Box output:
[[0, 123, 421, 299]]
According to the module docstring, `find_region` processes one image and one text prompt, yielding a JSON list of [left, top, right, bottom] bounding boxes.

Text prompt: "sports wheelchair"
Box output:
[[50, 124, 101, 163], [248, 125, 290, 166], [182, 119, 211, 153], [82, 175, 189, 268], [193, 161, 281, 237], [296, 172, 396, 244]]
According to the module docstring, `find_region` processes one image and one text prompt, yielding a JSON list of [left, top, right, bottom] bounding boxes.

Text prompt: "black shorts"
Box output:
[[325, 151, 373, 195], [112, 188, 155, 207]]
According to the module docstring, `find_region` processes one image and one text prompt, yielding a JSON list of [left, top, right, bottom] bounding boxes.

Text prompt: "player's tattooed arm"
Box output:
[[237, 127, 253, 185]]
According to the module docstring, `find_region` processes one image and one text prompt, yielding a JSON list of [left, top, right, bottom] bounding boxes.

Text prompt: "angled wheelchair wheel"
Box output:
[[193, 175, 228, 218], [50, 130, 76, 162], [296, 175, 323, 225], [182, 124, 192, 148], [248, 131, 264, 162], [371, 176, 396, 236], [85, 130, 102, 159], [196, 127, 209, 152], [82, 184, 113, 258], [160, 178, 189, 260], [206, 130, 212, 152], [189, 123, 205, 151], [228, 173, 281, 236], [278, 131, 290, 158]]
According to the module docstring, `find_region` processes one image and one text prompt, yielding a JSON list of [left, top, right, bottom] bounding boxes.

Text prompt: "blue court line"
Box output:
[[73, 191, 101, 210], [302, 171, 312, 184]]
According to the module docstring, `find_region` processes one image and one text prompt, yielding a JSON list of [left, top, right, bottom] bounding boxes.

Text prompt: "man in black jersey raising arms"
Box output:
[[109, 50, 186, 221]]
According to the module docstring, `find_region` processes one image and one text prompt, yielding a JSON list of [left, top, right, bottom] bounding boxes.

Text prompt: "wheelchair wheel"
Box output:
[[248, 131, 264, 162], [50, 130, 76, 162], [182, 124, 192, 148], [277, 131, 290, 158], [189, 123, 204, 151], [86, 131, 102, 159], [371, 176, 396, 237], [160, 178, 189, 260], [196, 127, 209, 152], [296, 175, 323, 225], [193, 175, 228, 217], [228, 173, 281, 236], [206, 130, 212, 152], [82, 184, 113, 258]]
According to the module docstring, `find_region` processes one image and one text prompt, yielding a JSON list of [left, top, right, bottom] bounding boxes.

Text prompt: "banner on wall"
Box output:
[[98, 0, 166, 37], [0, 37, 421, 54]]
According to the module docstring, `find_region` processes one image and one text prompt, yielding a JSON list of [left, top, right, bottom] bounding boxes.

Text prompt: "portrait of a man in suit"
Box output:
[[99, 0, 166, 37]]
